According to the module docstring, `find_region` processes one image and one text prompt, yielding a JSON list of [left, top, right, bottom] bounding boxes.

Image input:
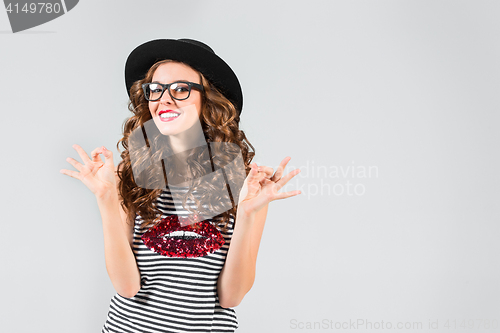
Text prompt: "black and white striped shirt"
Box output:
[[102, 185, 239, 333]]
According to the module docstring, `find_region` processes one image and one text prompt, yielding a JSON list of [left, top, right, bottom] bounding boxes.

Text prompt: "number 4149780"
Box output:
[[443, 319, 498, 329], [5, 2, 62, 14]]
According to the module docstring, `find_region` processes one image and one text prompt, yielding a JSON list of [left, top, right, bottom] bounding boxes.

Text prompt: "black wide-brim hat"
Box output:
[[125, 38, 243, 115]]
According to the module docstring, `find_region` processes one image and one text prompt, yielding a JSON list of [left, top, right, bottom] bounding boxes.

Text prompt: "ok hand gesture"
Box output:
[[60, 144, 117, 199], [238, 156, 301, 215]]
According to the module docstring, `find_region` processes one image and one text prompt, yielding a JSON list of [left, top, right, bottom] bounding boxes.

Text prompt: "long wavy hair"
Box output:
[[116, 59, 255, 232]]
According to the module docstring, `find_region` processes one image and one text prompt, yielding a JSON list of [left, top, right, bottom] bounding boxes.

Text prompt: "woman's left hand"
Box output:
[[237, 157, 301, 216]]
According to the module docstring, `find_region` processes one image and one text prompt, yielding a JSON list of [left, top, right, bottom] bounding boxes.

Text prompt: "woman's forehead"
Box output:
[[152, 62, 199, 83]]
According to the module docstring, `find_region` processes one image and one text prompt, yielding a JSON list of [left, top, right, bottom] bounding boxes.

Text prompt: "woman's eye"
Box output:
[[174, 87, 188, 92], [148, 84, 163, 93]]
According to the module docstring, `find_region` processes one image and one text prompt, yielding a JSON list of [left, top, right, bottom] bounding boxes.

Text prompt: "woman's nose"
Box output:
[[160, 89, 175, 104]]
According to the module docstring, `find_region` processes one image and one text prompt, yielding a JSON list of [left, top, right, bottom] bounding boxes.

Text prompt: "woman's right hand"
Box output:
[[60, 144, 117, 199]]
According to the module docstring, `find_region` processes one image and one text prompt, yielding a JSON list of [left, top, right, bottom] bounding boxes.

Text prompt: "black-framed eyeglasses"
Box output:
[[142, 81, 204, 102]]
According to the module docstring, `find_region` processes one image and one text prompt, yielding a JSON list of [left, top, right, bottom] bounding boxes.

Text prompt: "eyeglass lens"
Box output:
[[147, 82, 191, 101]]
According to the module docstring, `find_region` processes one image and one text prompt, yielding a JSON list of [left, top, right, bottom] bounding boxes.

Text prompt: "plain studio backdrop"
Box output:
[[1, 1, 499, 332]]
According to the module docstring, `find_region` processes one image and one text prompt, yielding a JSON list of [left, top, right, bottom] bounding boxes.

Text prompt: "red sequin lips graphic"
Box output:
[[141, 215, 225, 258]]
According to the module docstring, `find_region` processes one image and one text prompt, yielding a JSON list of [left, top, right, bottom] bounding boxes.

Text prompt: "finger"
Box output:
[[272, 189, 302, 201], [275, 168, 301, 189], [247, 163, 259, 180], [91, 146, 112, 165], [260, 177, 275, 186], [272, 156, 291, 182], [59, 168, 81, 180], [90, 147, 104, 163], [272, 165, 284, 182], [248, 163, 267, 184], [65, 156, 84, 172], [72, 144, 92, 164], [257, 165, 274, 178], [256, 168, 269, 182], [259, 175, 272, 185], [101, 146, 114, 166]]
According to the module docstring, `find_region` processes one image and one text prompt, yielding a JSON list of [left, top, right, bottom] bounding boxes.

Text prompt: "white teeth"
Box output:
[[163, 231, 204, 239], [160, 113, 180, 118]]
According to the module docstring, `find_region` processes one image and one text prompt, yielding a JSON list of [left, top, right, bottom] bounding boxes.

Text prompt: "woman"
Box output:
[[60, 38, 301, 332]]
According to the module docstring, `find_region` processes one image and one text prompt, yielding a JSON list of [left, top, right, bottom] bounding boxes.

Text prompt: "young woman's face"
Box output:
[[148, 62, 203, 136]]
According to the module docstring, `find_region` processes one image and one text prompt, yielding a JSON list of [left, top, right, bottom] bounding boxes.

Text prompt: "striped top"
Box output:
[[102, 185, 239, 333]]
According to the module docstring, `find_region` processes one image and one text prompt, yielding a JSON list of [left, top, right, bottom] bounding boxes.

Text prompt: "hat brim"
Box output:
[[125, 39, 243, 115]]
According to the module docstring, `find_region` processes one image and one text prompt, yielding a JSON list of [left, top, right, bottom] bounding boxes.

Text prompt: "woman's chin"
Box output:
[[153, 119, 183, 136], [158, 128, 179, 136]]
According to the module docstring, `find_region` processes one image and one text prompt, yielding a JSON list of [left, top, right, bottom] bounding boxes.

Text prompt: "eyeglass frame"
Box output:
[[141, 81, 204, 102]]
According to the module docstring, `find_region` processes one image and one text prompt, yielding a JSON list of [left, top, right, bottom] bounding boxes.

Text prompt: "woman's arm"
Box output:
[[217, 203, 269, 308], [217, 158, 301, 308], [96, 167, 140, 298], [61, 144, 140, 298]]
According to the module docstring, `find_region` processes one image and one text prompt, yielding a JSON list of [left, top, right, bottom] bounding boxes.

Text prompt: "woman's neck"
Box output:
[[167, 118, 206, 155], [166, 129, 205, 187]]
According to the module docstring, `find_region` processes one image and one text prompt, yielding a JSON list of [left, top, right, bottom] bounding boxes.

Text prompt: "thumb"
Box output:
[[101, 146, 114, 166], [248, 163, 260, 181]]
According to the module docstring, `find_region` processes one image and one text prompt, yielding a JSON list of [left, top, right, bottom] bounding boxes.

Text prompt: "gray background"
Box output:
[[1, 0, 499, 332]]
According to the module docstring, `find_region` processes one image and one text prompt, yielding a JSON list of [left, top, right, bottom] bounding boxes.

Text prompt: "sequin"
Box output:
[[141, 215, 225, 258]]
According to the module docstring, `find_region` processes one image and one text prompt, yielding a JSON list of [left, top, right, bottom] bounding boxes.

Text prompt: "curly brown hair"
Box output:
[[115, 60, 255, 232]]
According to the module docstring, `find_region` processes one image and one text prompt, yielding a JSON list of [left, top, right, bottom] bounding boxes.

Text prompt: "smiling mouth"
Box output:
[[157, 110, 181, 122], [159, 112, 180, 119]]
